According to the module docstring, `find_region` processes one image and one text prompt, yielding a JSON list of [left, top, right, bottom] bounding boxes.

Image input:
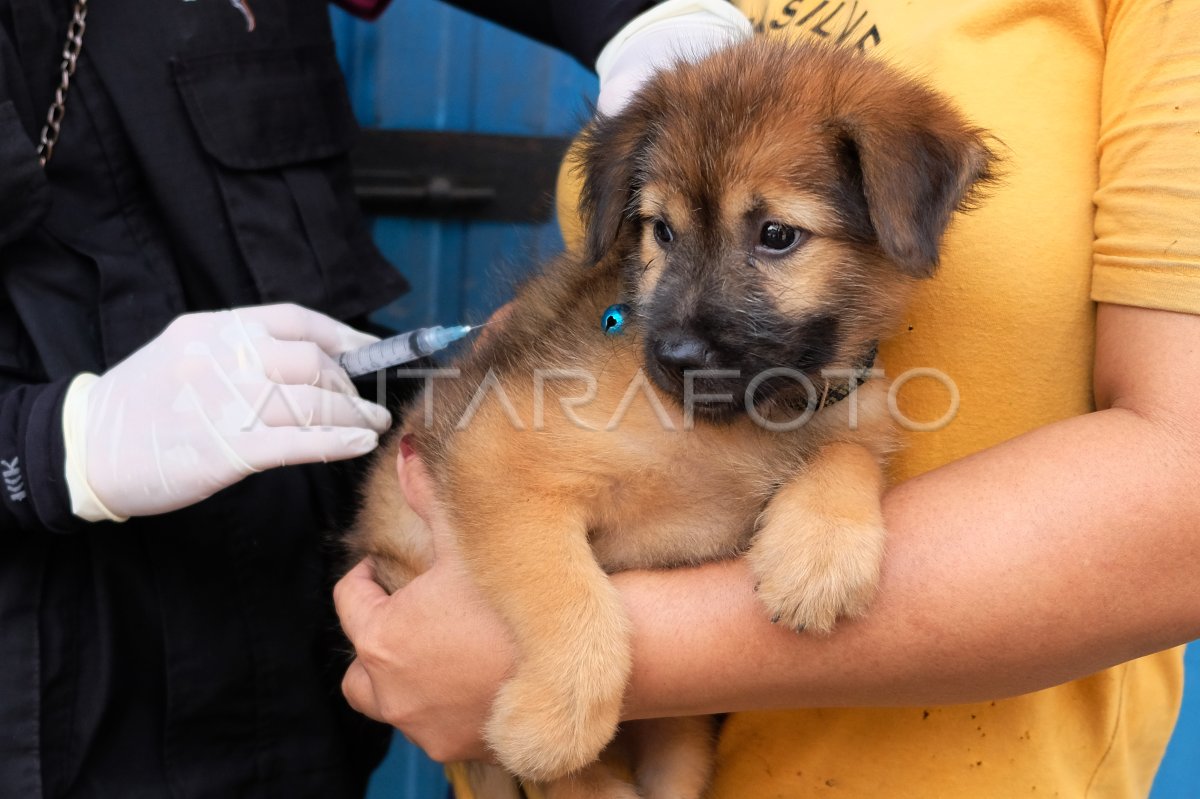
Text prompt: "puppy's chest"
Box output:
[[582, 431, 778, 572], [483, 328, 801, 573]]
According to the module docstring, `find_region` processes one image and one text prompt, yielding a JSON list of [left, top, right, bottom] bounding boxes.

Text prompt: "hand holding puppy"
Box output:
[[336, 452, 511, 764]]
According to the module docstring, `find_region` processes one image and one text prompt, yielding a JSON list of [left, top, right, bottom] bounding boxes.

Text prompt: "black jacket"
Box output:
[[0, 0, 655, 796]]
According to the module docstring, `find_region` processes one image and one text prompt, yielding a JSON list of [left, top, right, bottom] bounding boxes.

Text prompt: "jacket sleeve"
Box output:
[[439, 0, 664, 67], [0, 376, 83, 535]]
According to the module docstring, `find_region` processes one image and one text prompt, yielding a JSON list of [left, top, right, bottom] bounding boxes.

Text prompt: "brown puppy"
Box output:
[[349, 37, 994, 799]]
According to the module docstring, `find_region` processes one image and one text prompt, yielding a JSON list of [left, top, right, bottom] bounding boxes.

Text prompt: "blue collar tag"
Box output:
[[602, 304, 629, 336]]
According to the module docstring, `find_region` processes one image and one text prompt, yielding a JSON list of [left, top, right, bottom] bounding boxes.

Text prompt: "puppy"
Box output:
[[349, 37, 994, 799]]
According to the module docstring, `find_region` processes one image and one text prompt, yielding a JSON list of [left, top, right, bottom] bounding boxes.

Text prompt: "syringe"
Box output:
[[338, 323, 479, 377]]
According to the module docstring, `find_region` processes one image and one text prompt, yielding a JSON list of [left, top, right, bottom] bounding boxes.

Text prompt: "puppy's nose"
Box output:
[[653, 332, 710, 375]]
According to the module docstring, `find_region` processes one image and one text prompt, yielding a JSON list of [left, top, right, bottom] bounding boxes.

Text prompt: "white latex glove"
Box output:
[[595, 0, 753, 117], [62, 303, 392, 522]]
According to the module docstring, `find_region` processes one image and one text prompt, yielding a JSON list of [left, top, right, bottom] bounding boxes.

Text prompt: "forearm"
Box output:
[[618, 401, 1200, 718], [335, 306, 1200, 762], [441, 0, 659, 67]]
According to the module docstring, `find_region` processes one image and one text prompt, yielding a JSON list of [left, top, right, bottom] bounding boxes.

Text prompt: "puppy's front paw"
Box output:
[[485, 667, 623, 783], [750, 442, 888, 635], [749, 513, 885, 635]]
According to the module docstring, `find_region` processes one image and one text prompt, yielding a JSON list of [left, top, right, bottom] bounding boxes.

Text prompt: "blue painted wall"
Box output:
[[332, 1, 596, 338], [331, 3, 1198, 797], [1153, 645, 1200, 797]]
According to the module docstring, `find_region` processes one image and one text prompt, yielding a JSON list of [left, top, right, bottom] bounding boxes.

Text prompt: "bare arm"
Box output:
[[336, 301, 1200, 761], [621, 301, 1200, 716]]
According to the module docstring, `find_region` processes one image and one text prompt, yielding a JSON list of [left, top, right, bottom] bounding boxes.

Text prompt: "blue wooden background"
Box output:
[[332, 1, 593, 340], [331, 3, 1198, 797]]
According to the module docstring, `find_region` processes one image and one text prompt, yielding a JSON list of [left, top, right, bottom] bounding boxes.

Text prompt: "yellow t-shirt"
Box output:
[[457, 0, 1199, 796], [557, 1, 1196, 796]]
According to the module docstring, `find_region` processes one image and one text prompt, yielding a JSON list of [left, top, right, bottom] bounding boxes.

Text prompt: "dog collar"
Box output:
[[816, 342, 879, 410]]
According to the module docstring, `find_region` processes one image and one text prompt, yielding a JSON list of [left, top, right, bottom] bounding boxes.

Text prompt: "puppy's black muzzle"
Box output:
[[645, 330, 747, 422], [651, 330, 711, 376]]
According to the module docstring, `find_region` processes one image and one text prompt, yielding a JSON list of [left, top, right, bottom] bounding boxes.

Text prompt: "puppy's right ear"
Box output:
[[576, 106, 653, 265]]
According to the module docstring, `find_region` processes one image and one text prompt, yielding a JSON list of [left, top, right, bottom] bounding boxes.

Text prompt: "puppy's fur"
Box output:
[[349, 38, 993, 799]]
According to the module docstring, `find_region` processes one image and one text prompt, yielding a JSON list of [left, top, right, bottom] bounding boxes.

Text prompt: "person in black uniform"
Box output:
[[0, 0, 748, 795]]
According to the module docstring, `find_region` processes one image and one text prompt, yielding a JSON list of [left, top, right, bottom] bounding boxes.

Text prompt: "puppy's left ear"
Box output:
[[575, 103, 655, 266], [838, 89, 996, 278]]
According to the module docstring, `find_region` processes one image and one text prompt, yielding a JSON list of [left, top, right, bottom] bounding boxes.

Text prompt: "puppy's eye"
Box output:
[[653, 219, 675, 246], [758, 222, 804, 253]]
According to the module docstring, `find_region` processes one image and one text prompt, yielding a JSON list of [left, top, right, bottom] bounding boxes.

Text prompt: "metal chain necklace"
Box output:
[[37, 0, 89, 167]]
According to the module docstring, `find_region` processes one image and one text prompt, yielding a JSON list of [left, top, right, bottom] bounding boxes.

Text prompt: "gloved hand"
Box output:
[[62, 304, 392, 522], [595, 0, 753, 117]]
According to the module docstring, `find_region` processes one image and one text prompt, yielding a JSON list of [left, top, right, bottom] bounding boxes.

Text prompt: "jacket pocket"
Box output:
[[172, 46, 357, 169], [171, 46, 406, 316]]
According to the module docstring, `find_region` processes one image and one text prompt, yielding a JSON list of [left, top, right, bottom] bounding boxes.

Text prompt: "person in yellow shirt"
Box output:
[[335, 0, 1200, 795]]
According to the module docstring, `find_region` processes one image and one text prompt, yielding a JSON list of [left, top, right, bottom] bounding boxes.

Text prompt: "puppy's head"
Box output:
[[578, 39, 995, 419]]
